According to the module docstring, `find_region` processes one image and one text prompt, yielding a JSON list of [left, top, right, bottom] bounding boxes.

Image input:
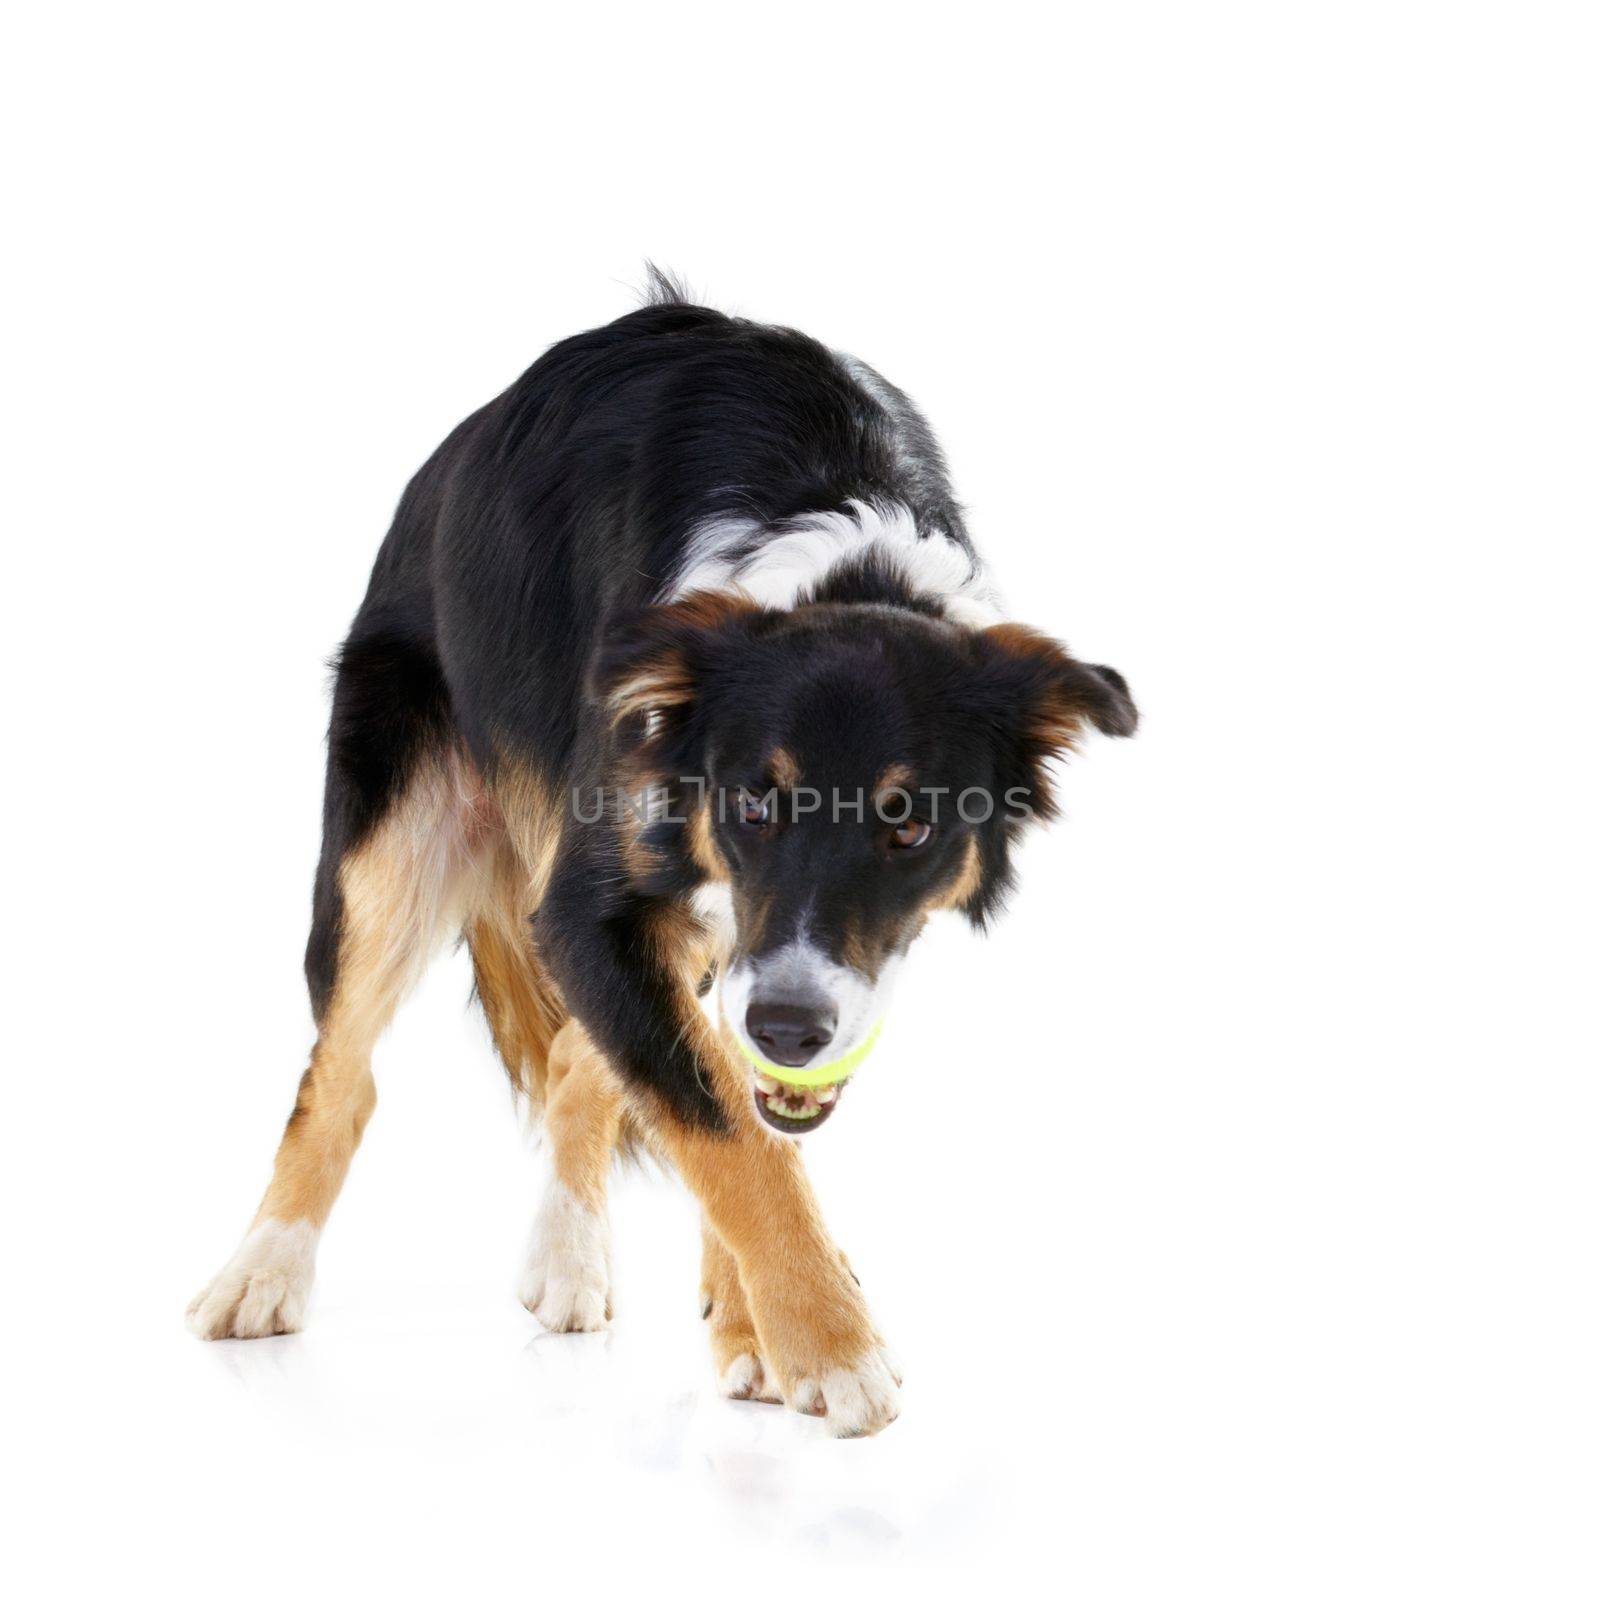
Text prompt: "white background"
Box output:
[[5, 3, 1593, 1592]]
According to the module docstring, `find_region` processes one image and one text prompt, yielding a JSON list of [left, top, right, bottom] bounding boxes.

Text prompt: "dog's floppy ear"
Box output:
[[974, 622, 1138, 822], [591, 591, 762, 734]]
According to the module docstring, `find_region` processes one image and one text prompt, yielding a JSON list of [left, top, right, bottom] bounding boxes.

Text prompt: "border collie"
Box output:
[[188, 272, 1137, 1436]]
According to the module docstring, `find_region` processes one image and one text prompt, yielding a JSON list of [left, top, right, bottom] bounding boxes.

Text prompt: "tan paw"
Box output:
[[715, 1348, 783, 1404], [702, 1276, 781, 1404]]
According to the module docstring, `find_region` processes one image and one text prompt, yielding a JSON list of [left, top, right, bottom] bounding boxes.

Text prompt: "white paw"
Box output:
[[790, 1346, 903, 1438], [186, 1219, 318, 1340], [519, 1181, 611, 1333], [716, 1349, 782, 1404]]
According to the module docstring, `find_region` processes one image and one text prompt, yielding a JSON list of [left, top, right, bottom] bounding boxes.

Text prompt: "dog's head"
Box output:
[[596, 591, 1136, 1133]]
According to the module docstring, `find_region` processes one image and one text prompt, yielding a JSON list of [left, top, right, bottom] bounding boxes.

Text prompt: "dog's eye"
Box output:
[[889, 819, 933, 851], [738, 790, 773, 828]]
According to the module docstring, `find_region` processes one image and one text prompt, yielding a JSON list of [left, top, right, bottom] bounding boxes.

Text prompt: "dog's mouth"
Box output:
[[752, 1072, 843, 1134]]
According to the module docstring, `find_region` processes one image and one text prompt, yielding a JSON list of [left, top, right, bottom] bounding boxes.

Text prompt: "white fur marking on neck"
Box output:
[[667, 500, 1003, 627]]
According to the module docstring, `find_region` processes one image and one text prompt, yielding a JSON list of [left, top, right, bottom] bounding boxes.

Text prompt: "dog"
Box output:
[[187, 271, 1137, 1436]]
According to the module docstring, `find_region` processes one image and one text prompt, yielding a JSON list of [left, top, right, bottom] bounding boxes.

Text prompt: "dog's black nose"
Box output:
[[746, 1000, 837, 1068]]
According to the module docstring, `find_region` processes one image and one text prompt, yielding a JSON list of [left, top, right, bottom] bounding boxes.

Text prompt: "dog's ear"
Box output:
[[973, 622, 1138, 822], [591, 591, 762, 739]]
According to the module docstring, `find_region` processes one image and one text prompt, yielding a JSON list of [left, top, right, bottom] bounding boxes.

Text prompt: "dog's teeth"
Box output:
[[759, 1081, 838, 1123]]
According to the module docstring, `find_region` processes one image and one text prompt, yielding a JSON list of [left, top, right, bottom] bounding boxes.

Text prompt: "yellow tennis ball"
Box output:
[[734, 1022, 884, 1088]]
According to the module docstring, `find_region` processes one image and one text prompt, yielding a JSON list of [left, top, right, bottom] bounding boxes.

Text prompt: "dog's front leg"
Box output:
[[670, 1108, 901, 1435], [537, 877, 900, 1436], [700, 1223, 780, 1402]]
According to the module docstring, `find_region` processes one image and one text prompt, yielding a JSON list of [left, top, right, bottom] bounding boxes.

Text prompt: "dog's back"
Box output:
[[354, 282, 968, 778]]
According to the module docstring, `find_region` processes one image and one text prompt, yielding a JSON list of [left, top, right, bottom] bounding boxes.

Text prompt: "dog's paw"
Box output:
[[715, 1347, 783, 1404], [787, 1346, 903, 1438], [519, 1182, 611, 1333], [186, 1220, 318, 1340], [702, 1270, 781, 1404]]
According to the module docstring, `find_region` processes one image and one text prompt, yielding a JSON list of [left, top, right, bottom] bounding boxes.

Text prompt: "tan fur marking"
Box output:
[[978, 621, 1107, 818], [835, 839, 979, 977], [873, 762, 915, 801], [687, 801, 730, 884], [468, 857, 568, 1108], [260, 1042, 377, 1231], [541, 1023, 626, 1209], [837, 916, 893, 982], [981, 622, 1091, 752], [701, 1224, 780, 1402], [607, 658, 694, 725], [604, 591, 762, 728], [629, 1001, 883, 1396], [255, 752, 493, 1229], [980, 620, 1065, 666], [769, 747, 801, 790], [667, 589, 763, 631], [465, 760, 572, 1105], [928, 834, 984, 912], [619, 806, 665, 884], [647, 898, 724, 993], [737, 887, 773, 958], [489, 758, 565, 910]]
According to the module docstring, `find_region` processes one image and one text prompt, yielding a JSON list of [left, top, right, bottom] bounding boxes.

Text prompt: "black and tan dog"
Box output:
[[188, 274, 1136, 1435]]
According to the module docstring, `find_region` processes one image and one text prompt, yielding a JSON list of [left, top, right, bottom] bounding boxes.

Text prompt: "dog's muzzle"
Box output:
[[733, 1021, 884, 1134]]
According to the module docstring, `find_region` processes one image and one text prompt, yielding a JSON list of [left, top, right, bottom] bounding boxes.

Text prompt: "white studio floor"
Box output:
[[34, 1109, 1024, 1586], [143, 1214, 1003, 1574], [15, 912, 1590, 1593]]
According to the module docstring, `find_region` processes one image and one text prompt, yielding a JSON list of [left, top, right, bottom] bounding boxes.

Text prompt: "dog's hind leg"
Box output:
[[187, 751, 489, 1340], [466, 837, 568, 1109], [517, 1020, 625, 1331]]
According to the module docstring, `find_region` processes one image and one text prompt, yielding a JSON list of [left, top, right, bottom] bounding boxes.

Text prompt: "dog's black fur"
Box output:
[[308, 273, 1136, 1133]]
